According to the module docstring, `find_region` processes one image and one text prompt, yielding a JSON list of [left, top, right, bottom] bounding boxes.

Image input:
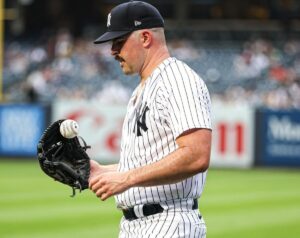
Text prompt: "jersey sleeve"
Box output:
[[161, 60, 212, 139]]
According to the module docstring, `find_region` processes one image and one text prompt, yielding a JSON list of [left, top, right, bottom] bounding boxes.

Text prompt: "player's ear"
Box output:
[[140, 30, 151, 48]]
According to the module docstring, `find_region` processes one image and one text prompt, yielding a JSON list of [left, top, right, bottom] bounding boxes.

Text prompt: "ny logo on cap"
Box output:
[[107, 13, 111, 27]]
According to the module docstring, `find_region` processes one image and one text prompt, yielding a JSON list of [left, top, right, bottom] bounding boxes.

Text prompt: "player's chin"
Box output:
[[122, 67, 135, 75], [123, 71, 134, 75]]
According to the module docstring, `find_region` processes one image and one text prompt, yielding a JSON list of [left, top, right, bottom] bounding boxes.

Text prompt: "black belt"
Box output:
[[123, 199, 198, 221]]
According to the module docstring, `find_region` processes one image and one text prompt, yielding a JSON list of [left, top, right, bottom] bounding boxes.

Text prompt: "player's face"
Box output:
[[111, 32, 144, 75], [111, 34, 130, 53]]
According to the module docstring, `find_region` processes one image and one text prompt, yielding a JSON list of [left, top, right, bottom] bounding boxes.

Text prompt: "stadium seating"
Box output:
[[3, 33, 300, 108]]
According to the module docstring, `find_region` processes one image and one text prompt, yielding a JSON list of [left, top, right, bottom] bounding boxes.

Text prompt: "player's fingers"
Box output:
[[89, 177, 105, 191], [95, 185, 107, 197], [88, 179, 96, 189], [91, 183, 103, 193], [89, 175, 102, 189], [100, 193, 108, 201], [101, 191, 111, 201], [88, 171, 100, 185]]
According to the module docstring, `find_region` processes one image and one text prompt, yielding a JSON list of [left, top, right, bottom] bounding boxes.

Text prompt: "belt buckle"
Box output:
[[133, 204, 145, 218], [121, 203, 165, 221]]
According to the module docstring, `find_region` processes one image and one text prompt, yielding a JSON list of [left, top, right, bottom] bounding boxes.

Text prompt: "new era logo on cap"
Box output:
[[94, 1, 164, 44], [134, 20, 142, 26]]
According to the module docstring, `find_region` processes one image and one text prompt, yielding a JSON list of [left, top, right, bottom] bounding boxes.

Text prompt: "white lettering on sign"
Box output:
[[268, 116, 300, 141]]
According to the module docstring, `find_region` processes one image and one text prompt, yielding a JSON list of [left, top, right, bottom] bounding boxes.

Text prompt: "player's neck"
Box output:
[[139, 45, 170, 84]]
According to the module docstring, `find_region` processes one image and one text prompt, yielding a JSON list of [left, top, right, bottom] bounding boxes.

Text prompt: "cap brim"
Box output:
[[94, 31, 131, 44]]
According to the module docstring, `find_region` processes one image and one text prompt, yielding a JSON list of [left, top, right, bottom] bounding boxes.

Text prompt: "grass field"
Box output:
[[0, 160, 300, 238]]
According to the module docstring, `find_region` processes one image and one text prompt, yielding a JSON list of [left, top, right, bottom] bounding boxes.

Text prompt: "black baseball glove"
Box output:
[[37, 119, 91, 197]]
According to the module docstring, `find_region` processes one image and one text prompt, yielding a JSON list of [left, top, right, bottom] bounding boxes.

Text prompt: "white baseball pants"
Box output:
[[119, 209, 206, 238]]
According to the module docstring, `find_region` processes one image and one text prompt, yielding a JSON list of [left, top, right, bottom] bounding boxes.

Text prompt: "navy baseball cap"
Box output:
[[94, 1, 164, 44]]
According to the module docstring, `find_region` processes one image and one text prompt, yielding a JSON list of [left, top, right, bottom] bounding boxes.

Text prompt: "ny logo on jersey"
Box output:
[[134, 105, 149, 136]]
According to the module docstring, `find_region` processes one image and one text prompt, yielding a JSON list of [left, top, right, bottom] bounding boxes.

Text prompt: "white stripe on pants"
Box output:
[[119, 209, 206, 238]]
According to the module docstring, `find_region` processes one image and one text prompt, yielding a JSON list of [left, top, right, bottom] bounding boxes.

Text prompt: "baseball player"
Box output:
[[89, 1, 212, 237]]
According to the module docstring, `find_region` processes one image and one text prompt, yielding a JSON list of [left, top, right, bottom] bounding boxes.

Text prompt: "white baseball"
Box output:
[[59, 119, 79, 138]]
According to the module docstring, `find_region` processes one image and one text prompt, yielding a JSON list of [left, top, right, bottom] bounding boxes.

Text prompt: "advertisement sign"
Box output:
[[0, 104, 46, 157], [53, 99, 255, 168], [256, 109, 300, 166], [52, 100, 126, 163], [210, 101, 255, 168]]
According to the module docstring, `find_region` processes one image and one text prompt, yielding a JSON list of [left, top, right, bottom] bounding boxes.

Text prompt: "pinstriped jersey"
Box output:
[[116, 57, 211, 208]]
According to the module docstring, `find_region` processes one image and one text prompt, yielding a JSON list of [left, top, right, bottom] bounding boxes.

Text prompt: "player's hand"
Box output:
[[89, 160, 116, 178], [89, 171, 131, 201], [89, 160, 103, 177]]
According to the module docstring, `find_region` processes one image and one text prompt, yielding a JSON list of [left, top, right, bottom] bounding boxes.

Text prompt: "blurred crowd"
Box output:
[[4, 29, 131, 104], [3, 29, 300, 109], [229, 38, 300, 108]]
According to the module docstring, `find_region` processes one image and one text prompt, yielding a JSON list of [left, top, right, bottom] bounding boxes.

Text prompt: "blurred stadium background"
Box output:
[[0, 0, 300, 237]]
